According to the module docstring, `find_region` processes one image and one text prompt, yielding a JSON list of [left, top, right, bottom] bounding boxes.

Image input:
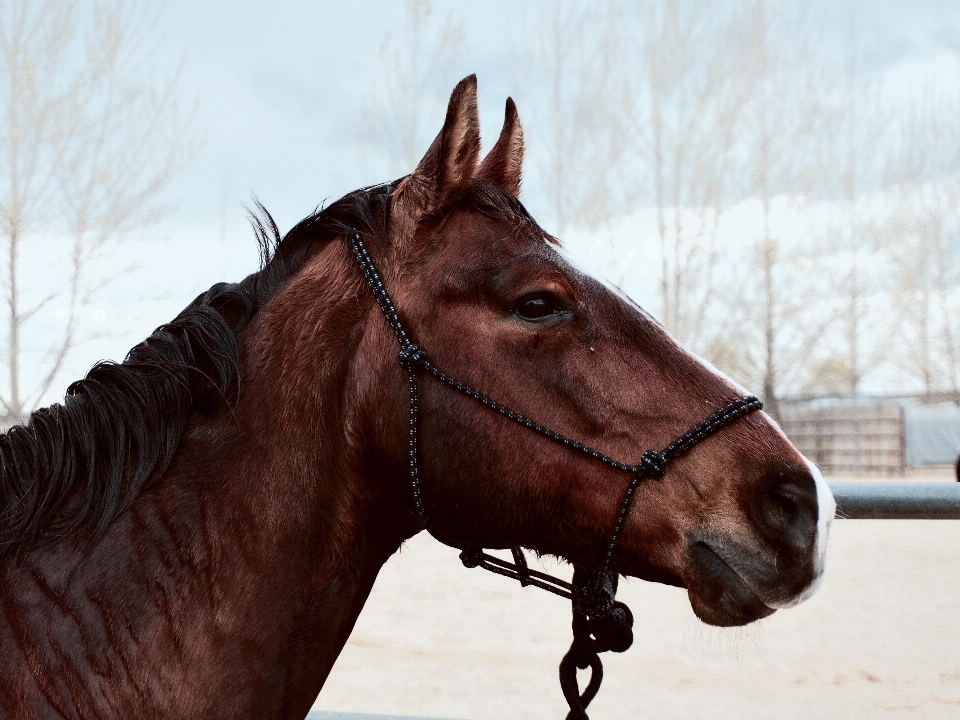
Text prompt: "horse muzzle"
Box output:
[[683, 460, 834, 626]]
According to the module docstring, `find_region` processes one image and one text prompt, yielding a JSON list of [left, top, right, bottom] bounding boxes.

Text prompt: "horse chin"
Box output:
[[684, 541, 777, 627]]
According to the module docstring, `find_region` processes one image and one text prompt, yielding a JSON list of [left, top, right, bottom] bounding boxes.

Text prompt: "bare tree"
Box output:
[[0, 0, 189, 423], [632, 0, 743, 349], [716, 0, 836, 418], [885, 92, 960, 400], [511, 1, 633, 237], [821, 42, 893, 397], [360, 0, 464, 178]]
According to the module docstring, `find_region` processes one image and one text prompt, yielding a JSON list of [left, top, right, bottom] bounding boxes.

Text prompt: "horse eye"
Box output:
[[516, 297, 556, 320]]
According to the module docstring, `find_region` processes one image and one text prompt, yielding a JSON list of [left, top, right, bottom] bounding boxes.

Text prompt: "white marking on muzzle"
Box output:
[[809, 458, 835, 567]]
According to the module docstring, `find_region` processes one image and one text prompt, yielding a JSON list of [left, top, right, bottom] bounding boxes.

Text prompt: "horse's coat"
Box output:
[[0, 76, 832, 719]]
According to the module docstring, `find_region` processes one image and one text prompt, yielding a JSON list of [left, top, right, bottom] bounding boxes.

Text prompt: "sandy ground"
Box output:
[[313, 471, 960, 719]]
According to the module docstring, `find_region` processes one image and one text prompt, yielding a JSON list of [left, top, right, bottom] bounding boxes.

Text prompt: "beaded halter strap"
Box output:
[[348, 230, 762, 719]]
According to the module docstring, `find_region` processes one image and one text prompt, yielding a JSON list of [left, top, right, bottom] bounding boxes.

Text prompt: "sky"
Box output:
[[149, 0, 960, 230], [16, 0, 960, 406]]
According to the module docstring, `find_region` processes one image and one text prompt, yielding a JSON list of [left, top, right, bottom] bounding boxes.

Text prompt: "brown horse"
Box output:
[[0, 75, 833, 719]]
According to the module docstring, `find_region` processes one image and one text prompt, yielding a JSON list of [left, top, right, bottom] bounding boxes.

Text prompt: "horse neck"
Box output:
[[0, 242, 418, 719]]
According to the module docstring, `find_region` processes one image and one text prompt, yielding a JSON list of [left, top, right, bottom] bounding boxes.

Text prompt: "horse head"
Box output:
[[0, 74, 835, 720], [268, 74, 835, 628]]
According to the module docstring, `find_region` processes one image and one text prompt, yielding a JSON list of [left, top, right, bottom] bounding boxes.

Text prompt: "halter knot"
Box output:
[[459, 548, 484, 568], [640, 449, 667, 477], [586, 601, 634, 654], [398, 343, 426, 371], [573, 586, 615, 618]]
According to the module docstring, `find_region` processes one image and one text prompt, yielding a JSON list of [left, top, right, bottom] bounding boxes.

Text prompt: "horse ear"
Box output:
[[476, 97, 524, 197], [391, 75, 480, 237], [410, 75, 481, 208]]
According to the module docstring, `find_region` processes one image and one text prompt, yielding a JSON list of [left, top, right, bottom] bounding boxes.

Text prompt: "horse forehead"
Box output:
[[437, 208, 531, 249], [424, 213, 653, 326], [424, 212, 557, 276]]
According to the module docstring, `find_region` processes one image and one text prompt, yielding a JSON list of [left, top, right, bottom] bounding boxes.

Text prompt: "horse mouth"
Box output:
[[685, 541, 776, 627]]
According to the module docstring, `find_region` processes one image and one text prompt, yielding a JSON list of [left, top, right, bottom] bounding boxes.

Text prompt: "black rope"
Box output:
[[560, 568, 635, 720], [348, 231, 762, 719]]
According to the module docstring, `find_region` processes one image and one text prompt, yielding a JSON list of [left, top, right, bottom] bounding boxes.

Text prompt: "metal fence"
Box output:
[[830, 482, 960, 519], [779, 402, 905, 475]]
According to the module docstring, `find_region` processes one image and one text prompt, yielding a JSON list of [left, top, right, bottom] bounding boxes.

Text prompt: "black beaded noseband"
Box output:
[[348, 230, 762, 720]]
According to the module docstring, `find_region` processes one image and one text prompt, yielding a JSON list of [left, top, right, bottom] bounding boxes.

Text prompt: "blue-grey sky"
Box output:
[[151, 0, 960, 235], [155, 1, 520, 234]]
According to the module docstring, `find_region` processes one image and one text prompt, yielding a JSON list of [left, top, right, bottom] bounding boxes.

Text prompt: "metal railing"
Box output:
[[830, 482, 960, 519]]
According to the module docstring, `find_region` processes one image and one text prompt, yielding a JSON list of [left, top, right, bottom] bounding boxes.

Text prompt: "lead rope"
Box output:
[[348, 231, 762, 719]]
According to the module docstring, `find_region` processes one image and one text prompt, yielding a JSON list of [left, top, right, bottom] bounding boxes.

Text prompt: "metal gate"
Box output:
[[779, 403, 905, 475]]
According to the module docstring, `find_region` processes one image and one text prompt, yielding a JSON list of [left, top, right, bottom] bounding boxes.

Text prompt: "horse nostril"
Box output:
[[753, 469, 819, 550], [769, 485, 799, 526]]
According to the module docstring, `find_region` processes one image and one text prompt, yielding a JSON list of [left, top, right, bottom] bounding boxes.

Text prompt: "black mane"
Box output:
[[0, 178, 537, 561], [0, 290, 243, 561]]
